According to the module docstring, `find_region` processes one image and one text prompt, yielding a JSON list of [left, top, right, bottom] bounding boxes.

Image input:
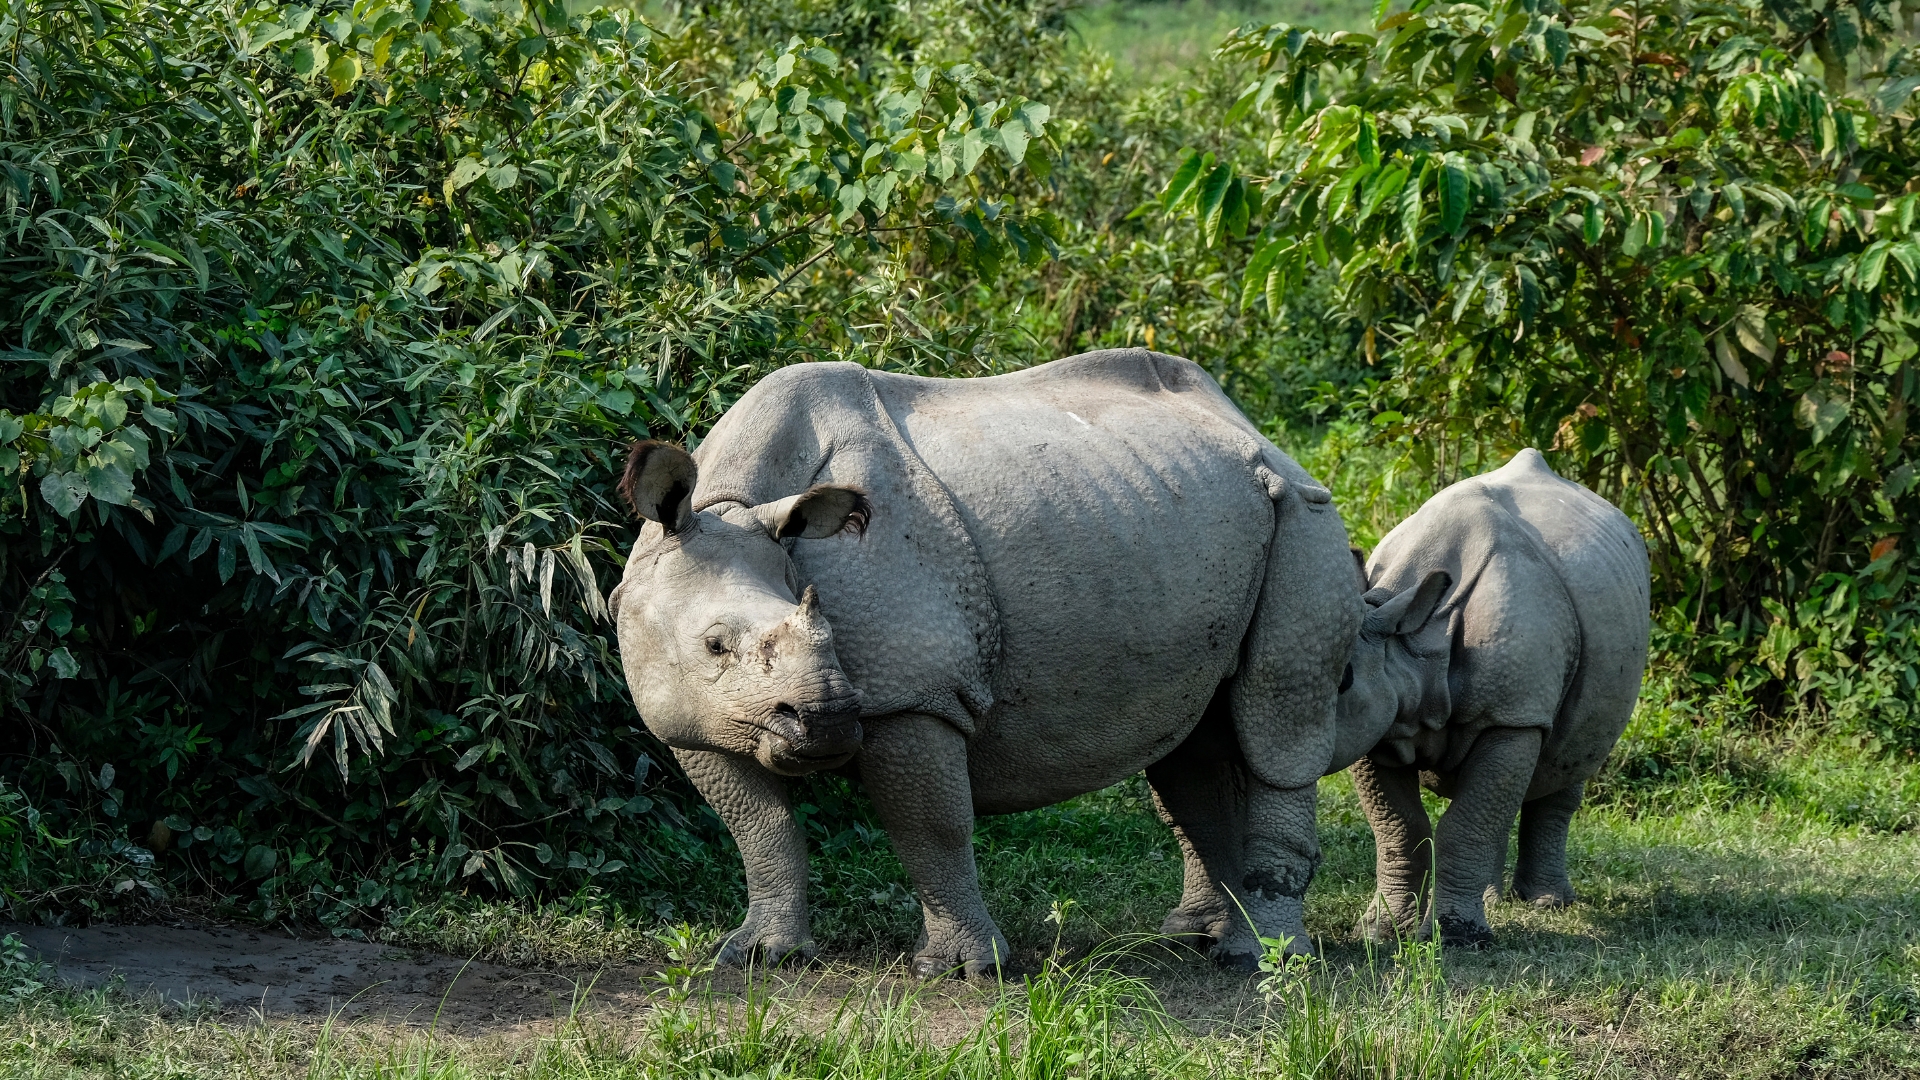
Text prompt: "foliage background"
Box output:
[[2, 0, 1918, 933]]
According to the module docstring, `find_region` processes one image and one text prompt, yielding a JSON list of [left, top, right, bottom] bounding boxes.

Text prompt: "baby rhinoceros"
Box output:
[[1339, 448, 1650, 948]]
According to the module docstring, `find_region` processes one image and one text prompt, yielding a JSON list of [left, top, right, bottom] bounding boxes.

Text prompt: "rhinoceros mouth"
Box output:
[[753, 703, 863, 773]]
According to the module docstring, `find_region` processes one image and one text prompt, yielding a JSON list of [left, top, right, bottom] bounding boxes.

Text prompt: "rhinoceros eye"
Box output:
[[705, 636, 730, 656]]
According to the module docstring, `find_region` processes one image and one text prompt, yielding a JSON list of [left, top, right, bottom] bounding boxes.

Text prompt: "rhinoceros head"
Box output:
[[1337, 569, 1453, 753], [610, 441, 868, 776]]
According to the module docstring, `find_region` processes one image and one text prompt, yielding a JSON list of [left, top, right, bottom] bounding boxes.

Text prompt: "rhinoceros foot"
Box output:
[[907, 952, 1030, 981], [1354, 895, 1424, 945], [1211, 948, 1262, 974], [906, 920, 1022, 981], [1511, 881, 1578, 908], [1435, 914, 1494, 950], [715, 911, 816, 969], [1158, 904, 1231, 950]]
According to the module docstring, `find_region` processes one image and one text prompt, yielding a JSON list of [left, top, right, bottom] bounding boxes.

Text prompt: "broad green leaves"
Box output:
[[0, 0, 1058, 911], [3, 379, 172, 518], [1175, 0, 1920, 710]]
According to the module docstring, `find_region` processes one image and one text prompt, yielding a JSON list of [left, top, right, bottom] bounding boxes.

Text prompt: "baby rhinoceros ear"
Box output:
[[1363, 569, 1453, 643], [753, 485, 872, 540]]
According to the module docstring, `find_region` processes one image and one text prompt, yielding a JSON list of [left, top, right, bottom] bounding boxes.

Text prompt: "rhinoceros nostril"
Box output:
[[774, 702, 799, 719]]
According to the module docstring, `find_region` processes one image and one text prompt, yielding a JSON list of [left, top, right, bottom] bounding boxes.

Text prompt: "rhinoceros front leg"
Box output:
[[857, 712, 1012, 979], [1431, 726, 1542, 948], [673, 747, 816, 967], [1350, 754, 1434, 943], [1511, 781, 1583, 907]]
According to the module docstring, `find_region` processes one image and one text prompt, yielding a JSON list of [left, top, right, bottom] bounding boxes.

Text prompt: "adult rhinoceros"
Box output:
[[1335, 448, 1650, 947], [609, 349, 1363, 975]]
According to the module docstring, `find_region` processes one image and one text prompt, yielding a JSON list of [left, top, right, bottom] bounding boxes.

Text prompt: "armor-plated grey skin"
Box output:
[[612, 350, 1363, 976], [1338, 449, 1651, 947]]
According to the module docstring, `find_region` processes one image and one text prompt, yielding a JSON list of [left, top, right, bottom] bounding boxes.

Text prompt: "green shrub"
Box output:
[[1163, 0, 1920, 738], [0, 0, 1057, 922]]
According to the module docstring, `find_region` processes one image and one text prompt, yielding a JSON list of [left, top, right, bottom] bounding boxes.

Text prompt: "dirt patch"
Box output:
[[5, 921, 1268, 1040], [5, 921, 667, 1031]]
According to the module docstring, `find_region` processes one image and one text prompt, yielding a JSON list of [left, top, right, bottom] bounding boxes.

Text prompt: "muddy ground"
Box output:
[[4, 922, 670, 1031], [4, 922, 1261, 1039]]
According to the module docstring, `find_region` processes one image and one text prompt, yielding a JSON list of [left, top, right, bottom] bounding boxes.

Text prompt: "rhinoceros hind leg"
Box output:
[[1431, 727, 1542, 947], [1511, 782, 1584, 907], [1145, 707, 1248, 953], [1350, 754, 1433, 943], [858, 713, 1013, 981], [1208, 779, 1320, 967]]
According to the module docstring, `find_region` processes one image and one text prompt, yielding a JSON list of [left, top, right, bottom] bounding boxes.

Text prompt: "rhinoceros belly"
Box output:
[[875, 361, 1278, 812]]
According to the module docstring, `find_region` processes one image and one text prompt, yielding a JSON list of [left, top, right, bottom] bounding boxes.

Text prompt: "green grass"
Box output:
[[9, 679, 1920, 1076], [1070, 0, 1379, 88]]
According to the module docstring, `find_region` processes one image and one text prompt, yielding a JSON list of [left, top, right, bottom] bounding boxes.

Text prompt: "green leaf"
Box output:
[[1732, 305, 1776, 363], [1796, 389, 1848, 444], [1241, 240, 1285, 310], [1438, 158, 1469, 236], [243, 844, 278, 879], [957, 130, 986, 175], [324, 51, 361, 96], [1543, 25, 1570, 66], [1891, 241, 1920, 284], [1583, 200, 1604, 245], [835, 180, 865, 223], [1162, 151, 1208, 211], [85, 463, 133, 506], [998, 119, 1029, 164], [448, 156, 487, 191], [47, 647, 79, 679], [1622, 212, 1649, 256], [39, 472, 87, 516], [485, 164, 519, 190], [292, 40, 328, 77], [1197, 164, 1235, 246], [1857, 242, 1890, 291], [1880, 75, 1920, 114], [1722, 183, 1746, 223], [1356, 114, 1379, 167], [1713, 332, 1750, 388]]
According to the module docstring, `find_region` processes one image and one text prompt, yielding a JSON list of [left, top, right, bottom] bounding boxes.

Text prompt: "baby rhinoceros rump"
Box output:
[[611, 351, 1363, 978], [1340, 449, 1650, 948]]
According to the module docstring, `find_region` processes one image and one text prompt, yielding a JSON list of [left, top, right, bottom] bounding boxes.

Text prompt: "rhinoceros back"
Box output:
[[690, 350, 1355, 807], [1371, 449, 1649, 790], [1471, 449, 1650, 791]]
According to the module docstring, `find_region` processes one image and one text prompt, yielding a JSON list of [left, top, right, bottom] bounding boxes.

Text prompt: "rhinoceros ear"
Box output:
[[620, 440, 697, 533], [754, 485, 872, 540], [1363, 569, 1452, 640]]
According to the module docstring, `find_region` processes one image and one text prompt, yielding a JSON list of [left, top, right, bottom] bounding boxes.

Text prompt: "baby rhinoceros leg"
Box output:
[[1350, 755, 1433, 944], [1511, 782, 1584, 907], [859, 713, 1014, 980], [1431, 727, 1543, 949]]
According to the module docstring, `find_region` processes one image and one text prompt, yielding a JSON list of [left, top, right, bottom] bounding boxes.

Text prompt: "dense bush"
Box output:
[[0, 0, 1062, 924], [1167, 0, 1920, 745]]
